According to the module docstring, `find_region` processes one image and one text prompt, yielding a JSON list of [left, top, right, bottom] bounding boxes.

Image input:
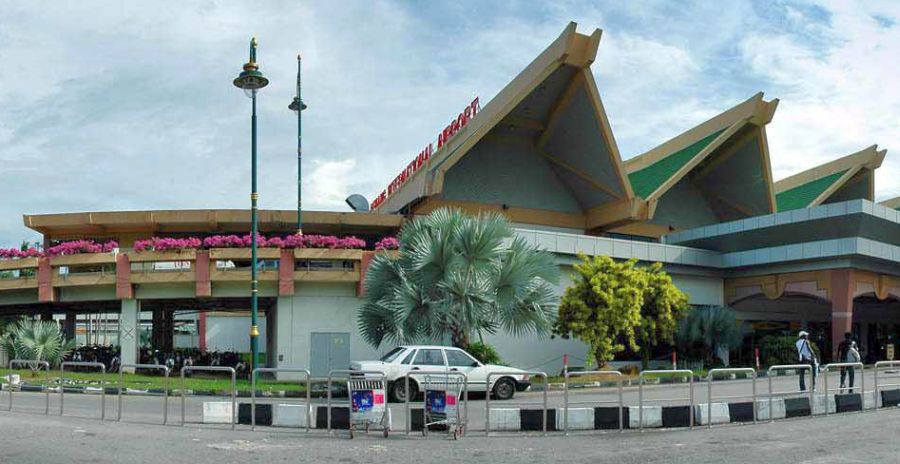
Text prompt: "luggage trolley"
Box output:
[[423, 374, 465, 439], [348, 377, 390, 438]]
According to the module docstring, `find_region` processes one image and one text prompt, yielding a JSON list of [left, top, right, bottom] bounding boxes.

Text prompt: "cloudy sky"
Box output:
[[0, 1, 898, 244]]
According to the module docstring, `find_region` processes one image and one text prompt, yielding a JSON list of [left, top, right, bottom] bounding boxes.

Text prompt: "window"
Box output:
[[379, 347, 406, 363], [401, 350, 416, 365], [445, 349, 478, 367], [413, 349, 445, 366]]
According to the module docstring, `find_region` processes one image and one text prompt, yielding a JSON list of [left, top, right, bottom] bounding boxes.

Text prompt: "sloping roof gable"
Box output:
[[776, 169, 848, 212], [627, 128, 726, 198]]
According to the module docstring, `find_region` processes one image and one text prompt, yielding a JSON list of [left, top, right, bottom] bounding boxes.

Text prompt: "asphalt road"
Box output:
[[1, 401, 899, 464], [3, 368, 899, 429]]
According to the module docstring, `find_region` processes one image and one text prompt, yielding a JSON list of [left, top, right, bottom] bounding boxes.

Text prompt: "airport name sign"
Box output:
[[371, 97, 479, 210]]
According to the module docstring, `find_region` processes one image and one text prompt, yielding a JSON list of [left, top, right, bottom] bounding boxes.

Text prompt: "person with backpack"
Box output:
[[796, 331, 817, 392], [837, 332, 853, 392]]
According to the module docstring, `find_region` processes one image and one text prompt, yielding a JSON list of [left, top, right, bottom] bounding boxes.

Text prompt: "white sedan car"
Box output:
[[350, 345, 531, 402]]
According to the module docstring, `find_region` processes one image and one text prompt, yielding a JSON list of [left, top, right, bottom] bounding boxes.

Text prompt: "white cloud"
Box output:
[[307, 159, 358, 210]]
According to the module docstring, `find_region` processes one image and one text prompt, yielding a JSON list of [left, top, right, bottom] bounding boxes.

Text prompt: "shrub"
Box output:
[[467, 342, 504, 365]]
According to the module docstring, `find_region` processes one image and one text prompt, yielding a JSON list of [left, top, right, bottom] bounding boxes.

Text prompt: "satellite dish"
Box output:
[[345, 194, 370, 212]]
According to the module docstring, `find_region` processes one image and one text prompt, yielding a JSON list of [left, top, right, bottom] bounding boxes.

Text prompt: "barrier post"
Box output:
[[60, 361, 106, 420], [874, 361, 900, 411], [706, 368, 757, 428], [822, 362, 865, 415], [180, 366, 236, 430], [563, 370, 623, 435], [484, 371, 546, 436], [638, 369, 694, 431], [251, 368, 311, 431], [767, 364, 814, 422], [117, 364, 168, 424], [8, 360, 51, 415]]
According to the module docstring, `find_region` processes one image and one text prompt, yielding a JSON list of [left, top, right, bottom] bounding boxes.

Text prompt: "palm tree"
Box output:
[[675, 306, 744, 367], [1, 317, 75, 371], [358, 208, 559, 351]]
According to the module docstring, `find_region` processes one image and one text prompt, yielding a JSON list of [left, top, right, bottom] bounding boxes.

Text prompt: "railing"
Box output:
[[821, 362, 864, 415], [117, 364, 169, 424], [706, 368, 757, 427], [60, 361, 107, 420], [484, 371, 544, 435], [563, 370, 622, 434], [767, 364, 814, 422], [251, 368, 311, 431], [180, 366, 236, 430], [7, 360, 50, 414], [638, 369, 694, 430], [874, 360, 900, 410]]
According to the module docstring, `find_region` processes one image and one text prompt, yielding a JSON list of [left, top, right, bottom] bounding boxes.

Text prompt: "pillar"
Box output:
[[63, 311, 76, 342], [119, 299, 140, 372], [152, 309, 174, 353], [831, 269, 855, 362]]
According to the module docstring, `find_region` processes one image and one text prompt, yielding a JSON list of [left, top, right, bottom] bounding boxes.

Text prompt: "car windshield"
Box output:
[[379, 347, 407, 362]]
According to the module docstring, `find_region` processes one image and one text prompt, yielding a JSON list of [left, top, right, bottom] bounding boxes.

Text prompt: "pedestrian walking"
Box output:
[[796, 331, 817, 392], [838, 332, 852, 392], [845, 341, 861, 394]]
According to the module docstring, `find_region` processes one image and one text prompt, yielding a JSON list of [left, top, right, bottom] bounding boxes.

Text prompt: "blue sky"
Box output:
[[0, 1, 897, 244]]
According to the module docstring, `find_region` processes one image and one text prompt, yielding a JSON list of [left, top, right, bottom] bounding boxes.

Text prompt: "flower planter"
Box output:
[[128, 249, 197, 263], [294, 248, 363, 260], [209, 248, 281, 260], [0, 257, 39, 271], [49, 253, 117, 267]]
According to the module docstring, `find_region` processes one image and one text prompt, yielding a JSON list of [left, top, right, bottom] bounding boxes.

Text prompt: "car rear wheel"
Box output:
[[492, 377, 516, 401], [390, 378, 418, 403]]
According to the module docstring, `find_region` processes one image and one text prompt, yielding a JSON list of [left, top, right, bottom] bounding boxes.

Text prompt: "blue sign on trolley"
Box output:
[[351, 390, 374, 412]]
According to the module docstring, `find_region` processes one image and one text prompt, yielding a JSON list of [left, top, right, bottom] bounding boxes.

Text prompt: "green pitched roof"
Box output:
[[775, 170, 848, 212], [628, 128, 727, 198]]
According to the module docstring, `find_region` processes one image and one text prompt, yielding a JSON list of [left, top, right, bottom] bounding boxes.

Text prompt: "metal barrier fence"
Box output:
[[767, 364, 814, 422], [7, 360, 51, 414], [564, 370, 622, 434], [251, 367, 311, 431], [484, 371, 545, 436], [117, 364, 169, 424], [180, 366, 236, 430], [407, 371, 468, 438], [60, 361, 106, 420], [707, 368, 757, 427], [638, 369, 694, 430], [326, 370, 385, 433], [821, 362, 864, 415], [874, 360, 900, 410]]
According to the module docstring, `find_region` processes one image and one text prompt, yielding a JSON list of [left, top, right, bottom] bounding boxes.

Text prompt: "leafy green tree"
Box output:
[[358, 208, 559, 350], [1, 317, 75, 369], [637, 262, 690, 368], [676, 305, 743, 366], [466, 341, 504, 365], [553, 256, 689, 368]]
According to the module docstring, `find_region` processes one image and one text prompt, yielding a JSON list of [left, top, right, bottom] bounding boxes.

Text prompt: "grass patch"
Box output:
[[0, 368, 307, 393]]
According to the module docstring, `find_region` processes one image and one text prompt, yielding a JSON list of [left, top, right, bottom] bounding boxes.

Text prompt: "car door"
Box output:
[[443, 348, 487, 391], [410, 348, 447, 390]]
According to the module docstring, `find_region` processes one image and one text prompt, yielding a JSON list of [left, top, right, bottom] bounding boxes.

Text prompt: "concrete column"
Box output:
[[63, 311, 76, 342], [274, 296, 295, 378], [831, 269, 855, 362], [119, 299, 140, 372]]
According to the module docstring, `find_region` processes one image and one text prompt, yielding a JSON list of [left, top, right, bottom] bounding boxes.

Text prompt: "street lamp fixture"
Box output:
[[232, 37, 268, 373], [288, 55, 307, 235]]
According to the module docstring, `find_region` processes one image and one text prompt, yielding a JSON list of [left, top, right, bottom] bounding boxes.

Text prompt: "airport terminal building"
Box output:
[[1, 23, 899, 374]]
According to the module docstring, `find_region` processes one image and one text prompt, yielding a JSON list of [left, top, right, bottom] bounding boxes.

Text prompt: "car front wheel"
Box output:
[[389, 378, 418, 403], [492, 377, 516, 401]]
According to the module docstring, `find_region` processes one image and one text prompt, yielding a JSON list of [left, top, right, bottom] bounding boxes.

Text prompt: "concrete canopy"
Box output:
[[613, 93, 780, 238], [774, 145, 886, 212], [374, 23, 637, 232]]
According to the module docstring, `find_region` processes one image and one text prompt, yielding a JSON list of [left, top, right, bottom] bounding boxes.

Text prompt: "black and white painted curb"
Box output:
[[198, 389, 900, 429]]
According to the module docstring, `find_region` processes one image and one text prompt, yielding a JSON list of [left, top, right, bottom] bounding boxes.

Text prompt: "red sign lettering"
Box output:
[[370, 97, 479, 210]]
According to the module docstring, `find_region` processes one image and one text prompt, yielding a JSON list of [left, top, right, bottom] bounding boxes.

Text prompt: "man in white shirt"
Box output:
[[796, 331, 817, 391]]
